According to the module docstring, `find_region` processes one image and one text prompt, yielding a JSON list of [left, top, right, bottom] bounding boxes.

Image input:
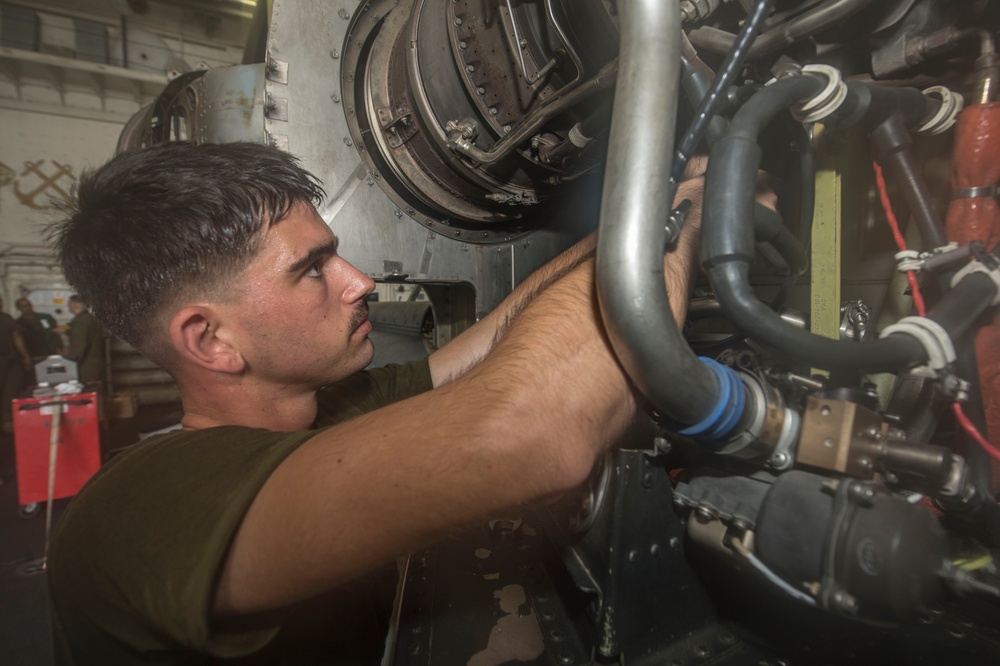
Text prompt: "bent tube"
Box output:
[[596, 0, 720, 424]]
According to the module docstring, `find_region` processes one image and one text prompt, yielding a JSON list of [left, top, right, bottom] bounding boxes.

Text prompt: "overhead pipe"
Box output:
[[596, 0, 729, 429], [688, 0, 876, 58]]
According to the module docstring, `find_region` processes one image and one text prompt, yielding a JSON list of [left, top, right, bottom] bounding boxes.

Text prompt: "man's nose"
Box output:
[[341, 261, 376, 302]]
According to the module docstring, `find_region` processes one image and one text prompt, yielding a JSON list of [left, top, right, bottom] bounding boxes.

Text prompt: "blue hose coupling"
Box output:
[[678, 357, 747, 441]]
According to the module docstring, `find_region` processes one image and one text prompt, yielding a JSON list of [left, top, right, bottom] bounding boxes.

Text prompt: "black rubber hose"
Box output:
[[703, 75, 1000, 372], [672, 0, 775, 184], [924, 271, 1000, 338], [703, 76, 824, 268], [680, 48, 808, 277], [871, 116, 950, 251]]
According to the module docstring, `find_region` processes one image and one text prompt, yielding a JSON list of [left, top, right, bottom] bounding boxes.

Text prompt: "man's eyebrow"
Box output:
[[288, 238, 339, 274]]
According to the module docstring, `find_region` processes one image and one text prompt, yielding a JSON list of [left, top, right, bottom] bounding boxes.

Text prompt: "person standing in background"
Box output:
[[67, 295, 104, 386], [0, 296, 32, 434], [15, 297, 61, 360]]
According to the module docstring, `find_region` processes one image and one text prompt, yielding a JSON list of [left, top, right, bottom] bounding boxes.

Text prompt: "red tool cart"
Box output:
[[13, 392, 101, 507]]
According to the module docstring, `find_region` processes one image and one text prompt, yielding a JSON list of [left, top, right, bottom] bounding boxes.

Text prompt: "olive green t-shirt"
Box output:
[[48, 359, 432, 665]]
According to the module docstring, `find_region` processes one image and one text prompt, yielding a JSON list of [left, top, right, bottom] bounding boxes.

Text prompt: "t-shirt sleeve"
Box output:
[[313, 357, 433, 427], [48, 426, 320, 659]]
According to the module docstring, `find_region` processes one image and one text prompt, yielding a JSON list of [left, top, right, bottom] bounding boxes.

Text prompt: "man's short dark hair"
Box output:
[[50, 142, 325, 360]]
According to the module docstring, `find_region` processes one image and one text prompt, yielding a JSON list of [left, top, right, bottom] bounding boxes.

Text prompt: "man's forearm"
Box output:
[[430, 176, 705, 386], [214, 258, 637, 616]]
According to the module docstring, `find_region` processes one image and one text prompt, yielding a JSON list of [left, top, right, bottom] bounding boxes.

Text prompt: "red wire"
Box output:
[[872, 160, 999, 459], [953, 403, 1000, 462], [872, 161, 926, 316]]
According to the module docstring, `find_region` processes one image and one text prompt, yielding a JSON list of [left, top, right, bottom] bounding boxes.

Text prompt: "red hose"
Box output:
[[944, 102, 1000, 491]]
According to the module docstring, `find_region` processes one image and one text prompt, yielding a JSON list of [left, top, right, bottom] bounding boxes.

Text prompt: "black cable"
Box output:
[[672, 0, 776, 184]]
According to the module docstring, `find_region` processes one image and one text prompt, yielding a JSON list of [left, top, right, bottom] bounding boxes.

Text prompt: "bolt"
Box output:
[[823, 438, 835, 448], [367, 177, 374, 185], [820, 405, 832, 416], [504, 124, 511, 132], [650, 543, 660, 556], [695, 644, 711, 657], [466, 65, 475, 73], [394, 209, 403, 218], [459, 41, 467, 49], [669, 536, 680, 549], [330, 49, 339, 59], [641, 472, 655, 488], [477, 87, 486, 95], [332, 94, 341, 103], [489, 107, 498, 116], [771, 452, 789, 466], [338, 8, 350, 20], [628, 550, 639, 563], [344, 138, 353, 146], [558, 653, 574, 665], [720, 632, 735, 645], [454, 18, 462, 26], [550, 629, 564, 642], [858, 457, 874, 474]]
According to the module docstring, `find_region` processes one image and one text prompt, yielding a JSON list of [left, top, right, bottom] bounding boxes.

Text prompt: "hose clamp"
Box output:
[[880, 316, 956, 370], [895, 242, 970, 273], [916, 86, 964, 135], [950, 258, 1000, 306], [791, 65, 848, 124], [952, 184, 1000, 199], [894, 249, 922, 273], [678, 357, 747, 441]]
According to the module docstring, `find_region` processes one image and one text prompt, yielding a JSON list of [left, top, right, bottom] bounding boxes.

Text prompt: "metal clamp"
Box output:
[[953, 184, 1000, 199], [916, 86, 963, 135], [895, 242, 973, 273], [791, 65, 848, 123], [880, 316, 956, 370]]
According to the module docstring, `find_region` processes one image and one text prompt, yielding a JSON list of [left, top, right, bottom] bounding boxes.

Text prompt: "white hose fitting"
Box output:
[[791, 65, 848, 124], [917, 86, 964, 135]]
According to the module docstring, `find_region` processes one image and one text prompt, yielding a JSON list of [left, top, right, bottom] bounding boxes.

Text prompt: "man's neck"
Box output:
[[179, 379, 319, 432]]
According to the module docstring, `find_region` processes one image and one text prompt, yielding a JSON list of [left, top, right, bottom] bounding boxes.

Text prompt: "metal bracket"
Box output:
[[265, 55, 288, 84]]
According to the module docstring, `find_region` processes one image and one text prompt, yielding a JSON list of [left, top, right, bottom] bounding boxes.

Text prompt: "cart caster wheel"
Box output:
[[19, 503, 40, 518]]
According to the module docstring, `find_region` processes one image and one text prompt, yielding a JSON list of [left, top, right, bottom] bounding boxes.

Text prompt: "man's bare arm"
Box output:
[[428, 172, 707, 387], [213, 175, 708, 618], [213, 256, 640, 616]]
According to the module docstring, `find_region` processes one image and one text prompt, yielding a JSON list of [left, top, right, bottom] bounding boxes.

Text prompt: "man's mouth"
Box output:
[[350, 301, 371, 334]]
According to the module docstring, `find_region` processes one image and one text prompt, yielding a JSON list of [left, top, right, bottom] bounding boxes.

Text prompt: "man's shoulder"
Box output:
[[49, 425, 322, 660]]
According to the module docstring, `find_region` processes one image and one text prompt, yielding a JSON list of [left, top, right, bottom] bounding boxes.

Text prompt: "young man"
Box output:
[[46, 142, 706, 664]]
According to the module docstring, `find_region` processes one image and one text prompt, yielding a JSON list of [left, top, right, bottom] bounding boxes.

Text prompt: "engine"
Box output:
[[119, 0, 1000, 663]]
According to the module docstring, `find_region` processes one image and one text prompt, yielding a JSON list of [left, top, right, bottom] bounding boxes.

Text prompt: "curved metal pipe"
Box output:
[[595, 0, 718, 424]]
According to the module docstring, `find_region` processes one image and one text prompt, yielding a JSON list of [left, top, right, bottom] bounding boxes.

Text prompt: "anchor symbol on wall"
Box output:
[[13, 160, 77, 210]]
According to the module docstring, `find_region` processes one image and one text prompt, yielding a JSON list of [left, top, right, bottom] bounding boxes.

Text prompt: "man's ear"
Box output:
[[168, 306, 245, 375]]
